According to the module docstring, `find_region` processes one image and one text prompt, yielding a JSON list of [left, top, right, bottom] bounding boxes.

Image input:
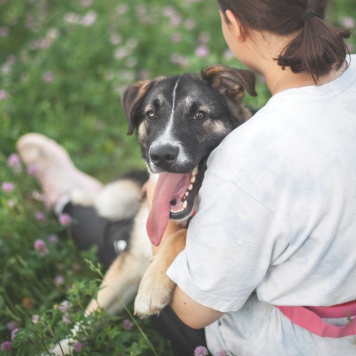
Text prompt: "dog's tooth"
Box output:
[[188, 184, 193, 191], [190, 175, 196, 184], [170, 198, 188, 214], [192, 167, 198, 176], [185, 191, 189, 197]]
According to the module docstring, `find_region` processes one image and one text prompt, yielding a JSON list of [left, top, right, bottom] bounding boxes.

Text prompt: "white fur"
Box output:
[[70, 189, 99, 207], [95, 179, 141, 220], [148, 78, 190, 170], [149, 171, 159, 184]]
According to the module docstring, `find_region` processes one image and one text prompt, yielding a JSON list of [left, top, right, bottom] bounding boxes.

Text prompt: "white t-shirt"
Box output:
[[167, 55, 356, 356]]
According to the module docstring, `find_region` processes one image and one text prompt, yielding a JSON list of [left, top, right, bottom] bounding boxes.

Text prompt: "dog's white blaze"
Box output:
[[152, 78, 179, 146], [149, 77, 189, 166]]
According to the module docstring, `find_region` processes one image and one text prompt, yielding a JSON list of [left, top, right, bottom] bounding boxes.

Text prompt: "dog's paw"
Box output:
[[134, 263, 175, 318]]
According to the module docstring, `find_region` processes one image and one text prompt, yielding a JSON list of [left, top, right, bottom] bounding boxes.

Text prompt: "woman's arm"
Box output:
[[171, 286, 223, 329]]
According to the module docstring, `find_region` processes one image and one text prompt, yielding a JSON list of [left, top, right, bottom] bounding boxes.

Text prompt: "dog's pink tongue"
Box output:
[[147, 172, 188, 246]]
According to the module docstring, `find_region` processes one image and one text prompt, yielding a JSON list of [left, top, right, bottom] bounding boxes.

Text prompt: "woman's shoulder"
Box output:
[[223, 100, 291, 145]]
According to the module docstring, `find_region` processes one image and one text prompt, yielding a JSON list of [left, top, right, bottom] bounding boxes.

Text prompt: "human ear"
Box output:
[[225, 9, 246, 41]]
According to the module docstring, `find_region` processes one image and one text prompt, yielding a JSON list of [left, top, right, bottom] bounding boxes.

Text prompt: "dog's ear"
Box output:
[[201, 65, 257, 99], [121, 80, 154, 135]]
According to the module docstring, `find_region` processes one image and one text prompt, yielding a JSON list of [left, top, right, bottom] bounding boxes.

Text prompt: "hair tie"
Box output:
[[301, 11, 321, 23]]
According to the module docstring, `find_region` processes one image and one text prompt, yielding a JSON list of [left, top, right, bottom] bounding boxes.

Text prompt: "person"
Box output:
[[17, 0, 356, 354]]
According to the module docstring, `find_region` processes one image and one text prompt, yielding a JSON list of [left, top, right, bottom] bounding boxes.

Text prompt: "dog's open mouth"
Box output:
[[147, 166, 203, 246], [169, 166, 198, 215]]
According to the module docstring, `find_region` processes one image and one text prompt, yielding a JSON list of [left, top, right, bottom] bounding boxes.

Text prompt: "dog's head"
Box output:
[[122, 65, 256, 246]]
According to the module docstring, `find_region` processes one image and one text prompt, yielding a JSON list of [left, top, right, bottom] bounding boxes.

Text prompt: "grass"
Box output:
[[0, 0, 355, 354]]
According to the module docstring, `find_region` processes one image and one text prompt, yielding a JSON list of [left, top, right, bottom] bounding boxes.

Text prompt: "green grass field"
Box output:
[[1, 0, 355, 354]]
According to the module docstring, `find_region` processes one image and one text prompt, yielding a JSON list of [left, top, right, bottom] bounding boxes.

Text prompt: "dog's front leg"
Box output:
[[134, 228, 187, 318]]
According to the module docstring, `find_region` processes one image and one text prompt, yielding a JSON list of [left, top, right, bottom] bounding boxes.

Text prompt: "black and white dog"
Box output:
[[124, 64, 256, 317], [51, 65, 256, 354]]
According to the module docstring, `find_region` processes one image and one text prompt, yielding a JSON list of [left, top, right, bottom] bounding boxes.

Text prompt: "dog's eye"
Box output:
[[146, 111, 156, 120], [194, 111, 206, 120]]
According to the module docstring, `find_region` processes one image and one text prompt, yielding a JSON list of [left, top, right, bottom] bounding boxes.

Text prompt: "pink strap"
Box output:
[[277, 305, 356, 338]]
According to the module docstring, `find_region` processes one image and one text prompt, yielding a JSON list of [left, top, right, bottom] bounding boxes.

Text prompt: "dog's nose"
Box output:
[[150, 144, 179, 167]]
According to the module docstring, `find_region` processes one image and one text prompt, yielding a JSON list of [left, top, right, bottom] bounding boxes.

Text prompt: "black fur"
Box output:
[[122, 65, 257, 221]]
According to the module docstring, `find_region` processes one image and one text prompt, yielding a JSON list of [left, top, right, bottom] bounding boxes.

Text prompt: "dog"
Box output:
[[50, 65, 256, 354], [122, 65, 256, 317]]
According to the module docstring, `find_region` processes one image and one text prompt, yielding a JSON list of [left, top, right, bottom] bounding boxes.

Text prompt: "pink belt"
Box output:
[[277, 300, 356, 338]]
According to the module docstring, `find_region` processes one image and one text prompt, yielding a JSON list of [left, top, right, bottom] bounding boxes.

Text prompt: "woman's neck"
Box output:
[[264, 62, 347, 95], [245, 30, 347, 95]]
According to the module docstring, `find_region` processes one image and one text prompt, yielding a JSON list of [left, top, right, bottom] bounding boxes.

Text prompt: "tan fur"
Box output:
[[134, 229, 187, 318], [86, 202, 152, 315], [137, 121, 148, 150]]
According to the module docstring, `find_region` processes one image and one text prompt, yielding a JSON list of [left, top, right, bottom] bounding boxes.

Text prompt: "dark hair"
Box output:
[[216, 0, 351, 81]]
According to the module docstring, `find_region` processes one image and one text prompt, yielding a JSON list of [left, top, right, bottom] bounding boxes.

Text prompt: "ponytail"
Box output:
[[216, 0, 351, 81], [277, 15, 351, 81]]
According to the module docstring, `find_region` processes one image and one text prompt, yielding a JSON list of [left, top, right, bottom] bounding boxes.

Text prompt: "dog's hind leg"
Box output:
[[85, 251, 147, 315], [49, 203, 152, 355], [48, 252, 147, 356], [85, 198, 152, 314]]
